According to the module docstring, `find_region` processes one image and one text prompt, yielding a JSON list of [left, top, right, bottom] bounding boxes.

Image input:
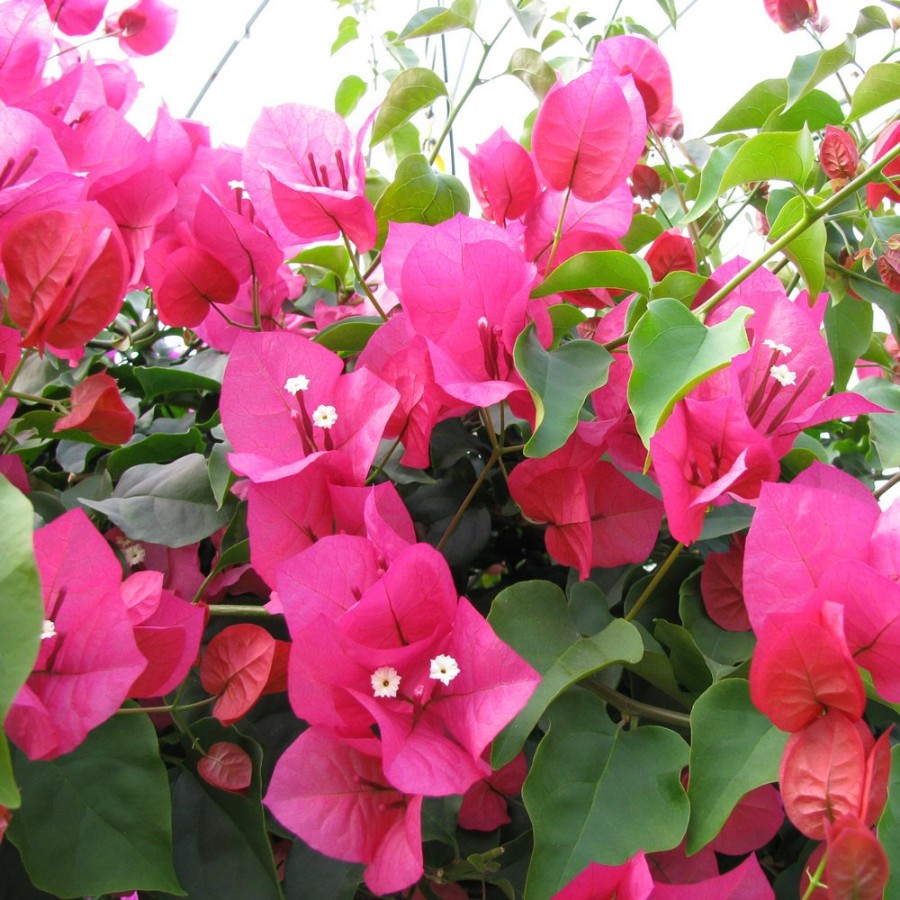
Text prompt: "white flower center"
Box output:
[[763, 338, 793, 356], [371, 666, 401, 698], [284, 374, 310, 395], [312, 404, 338, 429], [769, 364, 797, 387], [115, 536, 145, 567], [429, 654, 460, 686], [41, 619, 57, 641]]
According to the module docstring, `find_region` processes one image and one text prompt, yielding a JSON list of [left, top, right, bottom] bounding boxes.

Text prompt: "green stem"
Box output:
[[544, 187, 572, 274], [117, 696, 215, 715], [0, 350, 31, 409], [207, 603, 273, 618], [342, 231, 387, 320], [582, 679, 691, 727], [695, 140, 900, 320], [436, 448, 500, 552], [800, 850, 828, 900], [624, 542, 685, 622], [366, 433, 405, 485]]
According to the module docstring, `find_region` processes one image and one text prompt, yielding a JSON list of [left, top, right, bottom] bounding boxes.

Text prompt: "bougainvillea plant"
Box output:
[[1, 0, 900, 897]]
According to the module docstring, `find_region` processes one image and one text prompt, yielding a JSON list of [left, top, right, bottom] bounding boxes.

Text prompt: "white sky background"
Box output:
[[126, 0, 869, 152]]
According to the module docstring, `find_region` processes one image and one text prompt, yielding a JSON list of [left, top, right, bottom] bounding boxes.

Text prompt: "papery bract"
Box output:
[[820, 125, 860, 183], [0, 0, 52, 104], [644, 230, 696, 282], [458, 751, 527, 831], [5, 509, 146, 760], [45, 0, 108, 35], [197, 742, 253, 793], [110, 0, 177, 56], [707, 784, 784, 855], [52, 372, 135, 445], [824, 815, 889, 900], [764, 0, 818, 31], [700, 534, 750, 631], [553, 853, 654, 900], [592, 34, 673, 125], [649, 854, 774, 898], [866, 120, 900, 209], [265, 728, 424, 896]]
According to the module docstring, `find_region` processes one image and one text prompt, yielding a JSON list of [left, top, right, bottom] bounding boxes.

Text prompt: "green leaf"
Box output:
[[680, 140, 744, 224], [523, 691, 689, 898], [8, 713, 183, 897], [0, 476, 42, 748], [372, 68, 447, 145], [653, 620, 713, 694], [514, 323, 613, 457], [628, 299, 751, 447], [854, 5, 891, 35], [131, 353, 227, 400], [283, 840, 362, 900], [334, 74, 366, 117], [374, 153, 470, 248], [507, 48, 557, 100], [621, 213, 665, 252], [719, 128, 815, 194], [395, 0, 477, 40], [766, 194, 826, 299], [384, 121, 422, 167], [878, 745, 900, 900], [508, 0, 547, 38], [686, 679, 789, 854], [81, 454, 235, 548], [165, 719, 282, 900], [0, 731, 17, 809], [531, 250, 652, 299], [106, 428, 206, 480], [313, 316, 382, 353], [654, 0, 678, 27], [679, 571, 755, 668], [707, 79, 787, 135], [330, 15, 358, 54], [762, 89, 843, 133], [848, 62, 900, 120], [854, 378, 900, 467], [785, 36, 856, 109], [650, 271, 707, 305], [488, 579, 643, 766], [824, 293, 873, 391], [546, 303, 587, 347]]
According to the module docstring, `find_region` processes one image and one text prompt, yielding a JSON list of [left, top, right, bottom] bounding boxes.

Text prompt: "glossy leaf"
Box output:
[[628, 299, 751, 447], [785, 37, 856, 108], [81, 454, 235, 548], [707, 79, 786, 134], [680, 140, 744, 224], [334, 74, 366, 117], [514, 323, 613, 457], [877, 744, 900, 899], [854, 378, 900, 467], [396, 0, 477, 40], [686, 679, 789, 854], [313, 317, 382, 353], [763, 89, 843, 132], [8, 713, 182, 897], [330, 15, 358, 54], [854, 5, 891, 34], [488, 579, 643, 766], [373, 153, 470, 248], [766, 194, 826, 299], [531, 249, 652, 299], [131, 353, 226, 400], [523, 690, 689, 899], [507, 48, 557, 100], [371, 68, 447, 145], [106, 428, 206, 480], [847, 62, 900, 120], [719, 128, 815, 193], [824, 294, 873, 391]]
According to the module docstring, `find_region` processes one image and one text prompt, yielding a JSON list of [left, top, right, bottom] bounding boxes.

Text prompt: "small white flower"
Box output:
[[770, 364, 798, 387], [284, 374, 310, 395], [41, 619, 57, 641], [371, 666, 402, 698], [312, 404, 338, 429], [429, 654, 460, 686], [115, 535, 145, 567], [763, 338, 793, 356]]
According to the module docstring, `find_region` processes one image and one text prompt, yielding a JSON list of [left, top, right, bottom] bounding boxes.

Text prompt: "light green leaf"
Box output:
[[313, 316, 382, 353], [488, 579, 643, 766], [621, 213, 665, 252], [654, 0, 678, 27], [762, 89, 843, 133], [514, 323, 613, 457], [854, 378, 900, 467], [531, 250, 652, 299], [854, 5, 891, 35], [546, 303, 587, 347], [767, 194, 826, 299], [507, 48, 556, 100], [785, 36, 856, 109], [686, 679, 789, 853], [9, 714, 183, 897], [395, 0, 477, 40], [524, 691, 689, 898], [81, 454, 236, 548], [707, 79, 787, 135], [330, 15, 358, 55], [628, 300, 751, 447], [373, 153, 470, 248], [508, 0, 547, 38], [371, 68, 447, 145], [0, 731, 17, 810], [650, 271, 707, 305], [680, 140, 744, 224], [334, 74, 366, 117], [824, 293, 873, 391], [719, 128, 815, 193], [848, 62, 900, 120]]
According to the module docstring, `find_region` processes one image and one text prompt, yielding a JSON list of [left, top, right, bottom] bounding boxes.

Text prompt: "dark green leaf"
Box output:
[[767, 194, 826, 299], [9, 714, 183, 897], [507, 48, 556, 100], [81, 454, 235, 547], [785, 37, 856, 109], [877, 745, 900, 900], [628, 299, 751, 447], [707, 79, 786, 135], [330, 15, 358, 54], [374, 153, 470, 248], [106, 428, 206, 480], [524, 691, 689, 897], [395, 0, 477, 40], [514, 323, 613, 457], [283, 840, 362, 900], [679, 571, 755, 668], [854, 378, 900, 467], [547, 303, 587, 347], [334, 74, 366, 117], [531, 250, 652, 299], [0, 731, 16, 810], [133, 353, 227, 400], [653, 620, 713, 694], [824, 293, 874, 391], [371, 68, 447, 145], [686, 679, 788, 853], [489, 579, 643, 766], [848, 62, 900, 120], [313, 316, 382, 352]]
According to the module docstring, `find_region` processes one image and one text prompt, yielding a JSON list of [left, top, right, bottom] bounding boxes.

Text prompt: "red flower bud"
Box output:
[[820, 125, 860, 182]]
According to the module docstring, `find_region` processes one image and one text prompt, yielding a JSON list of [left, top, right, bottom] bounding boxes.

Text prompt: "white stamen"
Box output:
[[284, 374, 310, 395], [770, 364, 798, 387], [763, 338, 793, 356], [312, 404, 338, 429], [429, 654, 460, 686], [41, 619, 57, 641], [371, 666, 401, 698]]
